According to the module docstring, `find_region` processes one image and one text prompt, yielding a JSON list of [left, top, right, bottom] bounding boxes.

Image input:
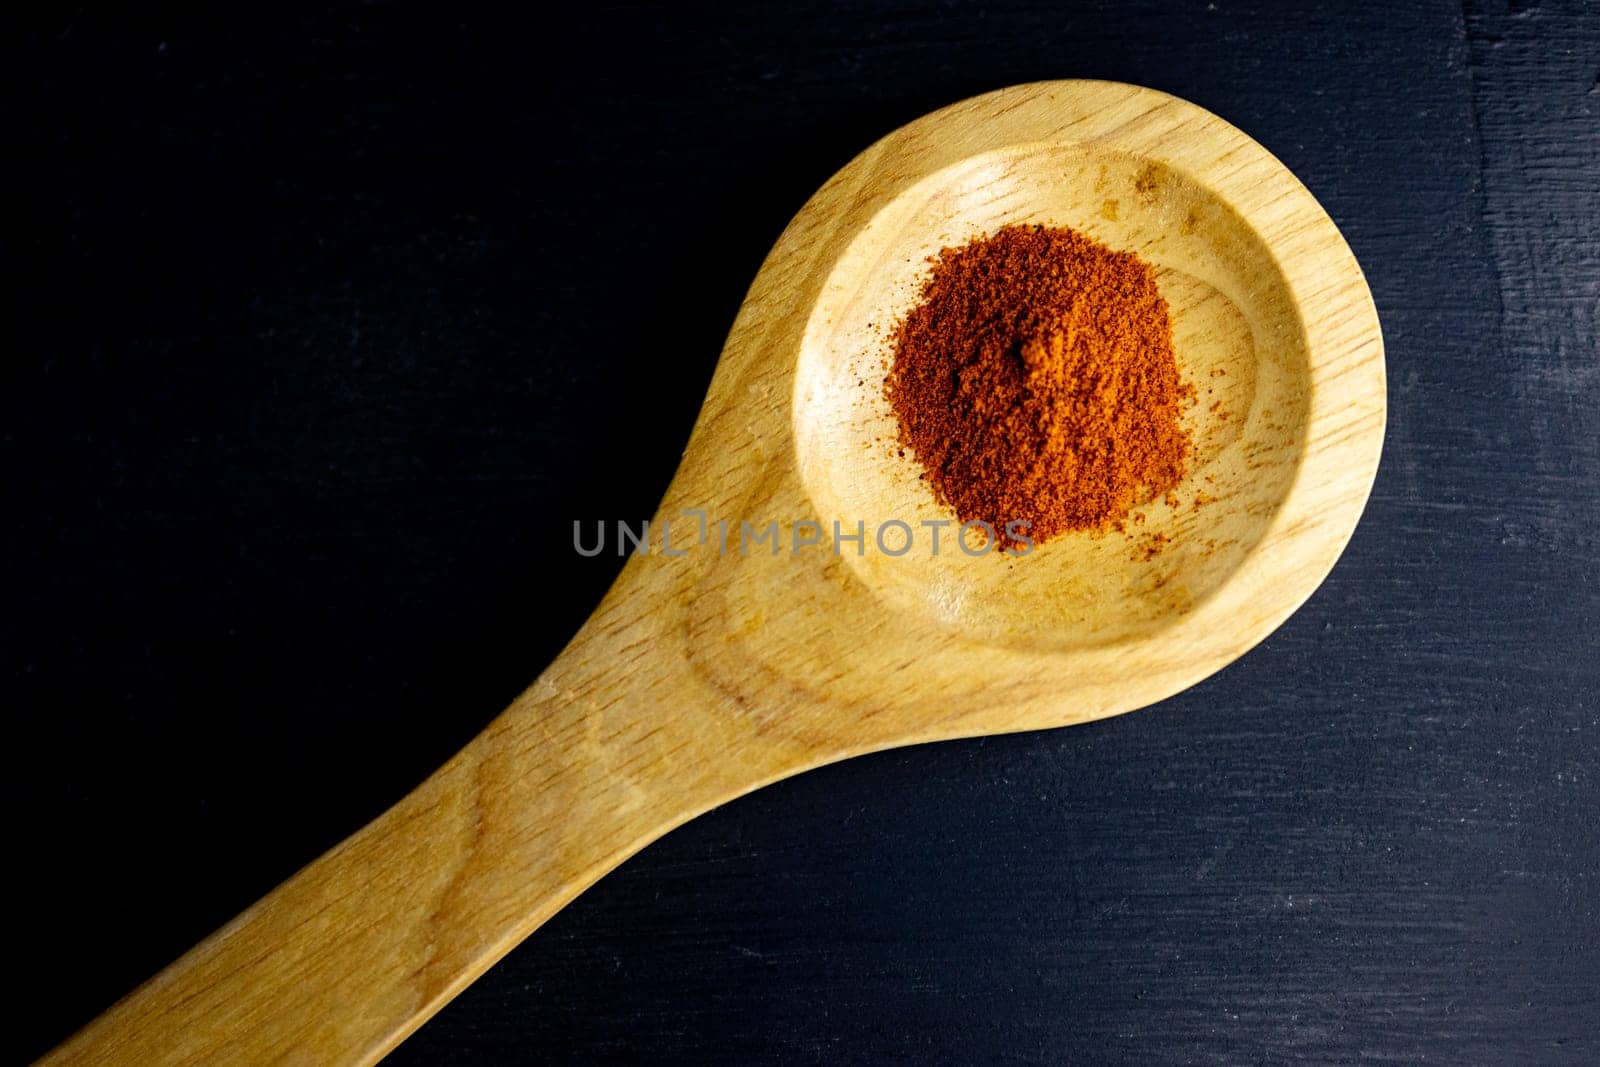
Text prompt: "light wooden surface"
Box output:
[[44, 80, 1384, 1065]]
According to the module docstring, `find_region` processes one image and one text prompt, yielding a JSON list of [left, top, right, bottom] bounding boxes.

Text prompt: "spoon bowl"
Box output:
[[50, 80, 1383, 1066], [798, 144, 1307, 651]]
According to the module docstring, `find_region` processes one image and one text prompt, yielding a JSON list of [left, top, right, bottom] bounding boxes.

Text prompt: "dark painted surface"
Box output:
[[10, 3, 1597, 1062]]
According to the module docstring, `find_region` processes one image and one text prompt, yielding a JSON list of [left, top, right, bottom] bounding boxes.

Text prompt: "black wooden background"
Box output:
[[11, 3, 1598, 1062]]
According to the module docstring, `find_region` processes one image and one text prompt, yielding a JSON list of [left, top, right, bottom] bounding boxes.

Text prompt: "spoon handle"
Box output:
[[44, 618, 770, 1065]]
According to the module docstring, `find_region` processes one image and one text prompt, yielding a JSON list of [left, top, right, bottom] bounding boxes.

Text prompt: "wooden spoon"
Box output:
[[47, 80, 1384, 1065]]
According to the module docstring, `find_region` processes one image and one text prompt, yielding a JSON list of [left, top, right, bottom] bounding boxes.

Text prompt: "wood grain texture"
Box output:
[[11, 4, 1596, 1064], [41, 81, 1382, 1064]]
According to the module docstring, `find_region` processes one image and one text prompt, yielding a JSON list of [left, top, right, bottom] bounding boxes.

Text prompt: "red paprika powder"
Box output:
[[885, 223, 1192, 547]]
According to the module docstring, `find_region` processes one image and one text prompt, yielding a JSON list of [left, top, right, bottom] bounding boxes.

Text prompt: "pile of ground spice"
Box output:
[[885, 223, 1192, 548]]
